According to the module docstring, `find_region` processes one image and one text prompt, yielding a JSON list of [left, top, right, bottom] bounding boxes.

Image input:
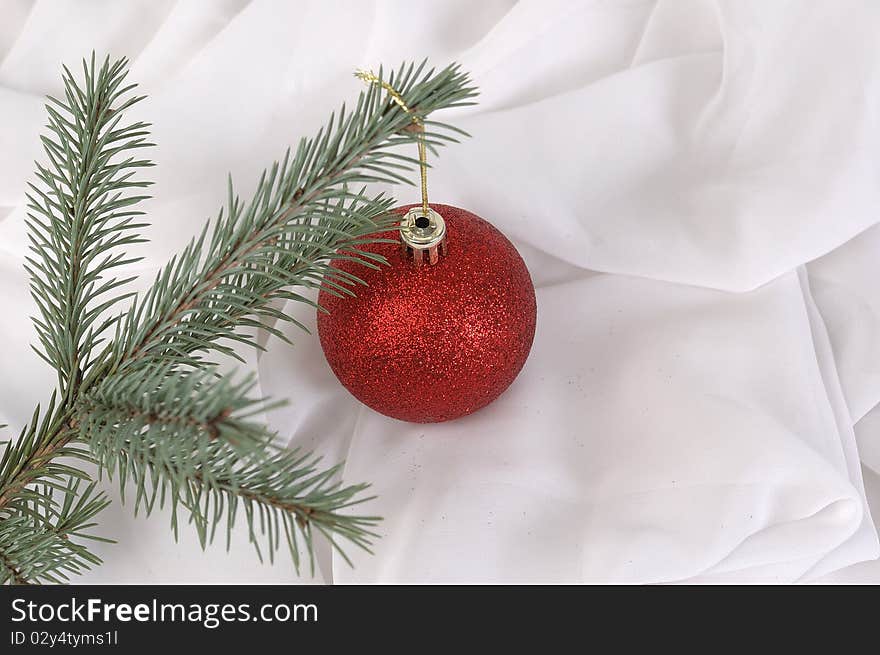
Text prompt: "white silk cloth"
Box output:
[[1, 0, 879, 583]]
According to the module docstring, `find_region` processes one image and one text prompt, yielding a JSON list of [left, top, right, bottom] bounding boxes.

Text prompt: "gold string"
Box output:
[[355, 69, 429, 216]]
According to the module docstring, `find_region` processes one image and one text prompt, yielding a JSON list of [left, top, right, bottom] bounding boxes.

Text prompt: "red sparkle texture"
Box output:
[[317, 204, 537, 423]]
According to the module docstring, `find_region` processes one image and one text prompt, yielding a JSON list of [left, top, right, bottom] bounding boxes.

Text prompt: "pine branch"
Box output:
[[76, 362, 378, 570], [0, 395, 94, 515], [1, 55, 477, 582], [0, 478, 110, 585], [25, 53, 153, 398], [79, 364, 274, 460], [0, 55, 150, 582]]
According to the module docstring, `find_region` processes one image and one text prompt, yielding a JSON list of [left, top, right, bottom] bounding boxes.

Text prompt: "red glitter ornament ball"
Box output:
[[317, 204, 537, 423]]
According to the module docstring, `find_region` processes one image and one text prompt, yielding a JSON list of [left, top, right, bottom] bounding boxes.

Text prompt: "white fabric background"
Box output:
[[1, 0, 879, 583]]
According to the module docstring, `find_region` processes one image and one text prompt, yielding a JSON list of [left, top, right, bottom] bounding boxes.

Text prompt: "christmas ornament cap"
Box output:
[[400, 206, 447, 265]]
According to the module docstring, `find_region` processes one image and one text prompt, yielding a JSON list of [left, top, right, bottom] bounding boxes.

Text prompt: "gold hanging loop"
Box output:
[[354, 69, 430, 216]]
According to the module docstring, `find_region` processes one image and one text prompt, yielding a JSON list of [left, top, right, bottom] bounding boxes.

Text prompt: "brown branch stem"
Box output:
[[0, 546, 31, 585]]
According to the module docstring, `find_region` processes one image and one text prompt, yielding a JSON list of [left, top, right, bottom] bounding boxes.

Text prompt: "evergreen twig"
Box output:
[[0, 54, 477, 583]]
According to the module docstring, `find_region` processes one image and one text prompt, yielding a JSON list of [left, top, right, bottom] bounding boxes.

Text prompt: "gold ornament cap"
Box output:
[[400, 206, 447, 265]]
